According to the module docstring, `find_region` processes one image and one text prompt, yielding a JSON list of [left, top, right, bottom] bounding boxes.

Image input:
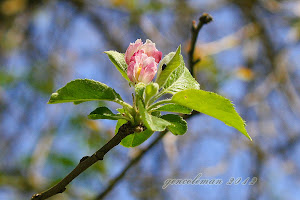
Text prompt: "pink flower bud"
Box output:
[[125, 39, 143, 65], [125, 39, 162, 84]]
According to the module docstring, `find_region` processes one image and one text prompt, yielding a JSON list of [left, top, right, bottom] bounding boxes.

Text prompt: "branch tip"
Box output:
[[199, 13, 213, 24]]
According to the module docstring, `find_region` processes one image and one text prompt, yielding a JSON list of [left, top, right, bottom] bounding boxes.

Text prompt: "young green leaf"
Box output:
[[88, 107, 124, 120], [171, 89, 251, 140], [155, 45, 199, 95], [155, 46, 182, 88], [162, 64, 200, 94], [117, 107, 134, 123], [121, 130, 154, 147], [151, 111, 161, 117], [161, 114, 188, 135], [105, 51, 130, 81], [152, 103, 192, 114], [48, 79, 123, 104], [138, 100, 171, 131], [115, 119, 154, 147], [156, 52, 175, 82], [144, 82, 159, 104], [116, 108, 125, 113]]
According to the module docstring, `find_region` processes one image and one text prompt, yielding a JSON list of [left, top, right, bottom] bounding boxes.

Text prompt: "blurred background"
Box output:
[[1, 0, 300, 199]]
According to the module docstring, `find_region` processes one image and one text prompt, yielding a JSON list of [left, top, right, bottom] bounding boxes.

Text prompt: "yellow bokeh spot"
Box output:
[[1, 0, 26, 16], [85, 120, 100, 131], [236, 67, 255, 81]]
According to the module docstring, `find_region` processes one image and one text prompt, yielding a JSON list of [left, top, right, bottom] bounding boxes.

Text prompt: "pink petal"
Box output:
[[141, 39, 162, 63], [151, 51, 162, 64], [130, 50, 145, 63], [127, 51, 149, 83], [142, 56, 156, 68], [124, 39, 142, 65], [127, 61, 137, 83], [138, 57, 157, 84]]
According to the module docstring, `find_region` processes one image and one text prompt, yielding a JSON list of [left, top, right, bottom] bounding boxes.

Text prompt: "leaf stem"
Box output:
[[114, 99, 135, 122], [115, 99, 133, 110], [147, 99, 172, 111], [147, 89, 166, 106]]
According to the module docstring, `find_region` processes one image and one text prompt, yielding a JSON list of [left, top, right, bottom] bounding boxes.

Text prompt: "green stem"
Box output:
[[118, 115, 132, 122], [147, 90, 165, 106], [147, 99, 172, 111], [115, 100, 133, 110], [115, 100, 135, 123]]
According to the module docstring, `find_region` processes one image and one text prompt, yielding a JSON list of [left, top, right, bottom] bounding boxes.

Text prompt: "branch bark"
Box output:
[[31, 122, 141, 200]]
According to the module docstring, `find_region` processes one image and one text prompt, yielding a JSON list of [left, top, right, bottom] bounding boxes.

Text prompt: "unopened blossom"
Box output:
[[125, 39, 162, 84]]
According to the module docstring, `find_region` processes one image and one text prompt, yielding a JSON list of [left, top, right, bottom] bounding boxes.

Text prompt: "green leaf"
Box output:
[[155, 45, 200, 95], [145, 82, 159, 104], [155, 46, 182, 88], [172, 89, 251, 140], [151, 111, 161, 117], [162, 65, 200, 94], [153, 103, 192, 114], [155, 52, 175, 83], [116, 107, 134, 123], [115, 119, 127, 134], [115, 119, 154, 147], [121, 129, 154, 147], [161, 51, 199, 94], [105, 51, 129, 81], [116, 108, 125, 113], [88, 107, 124, 120], [161, 114, 188, 135], [48, 79, 123, 104], [138, 100, 170, 131], [73, 101, 86, 105]]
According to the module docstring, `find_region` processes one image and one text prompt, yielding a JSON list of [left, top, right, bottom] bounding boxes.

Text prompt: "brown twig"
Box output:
[[31, 122, 141, 200], [188, 13, 213, 76], [95, 130, 168, 200]]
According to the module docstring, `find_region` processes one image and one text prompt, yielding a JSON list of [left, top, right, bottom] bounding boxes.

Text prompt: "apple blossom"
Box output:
[[125, 39, 162, 84]]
